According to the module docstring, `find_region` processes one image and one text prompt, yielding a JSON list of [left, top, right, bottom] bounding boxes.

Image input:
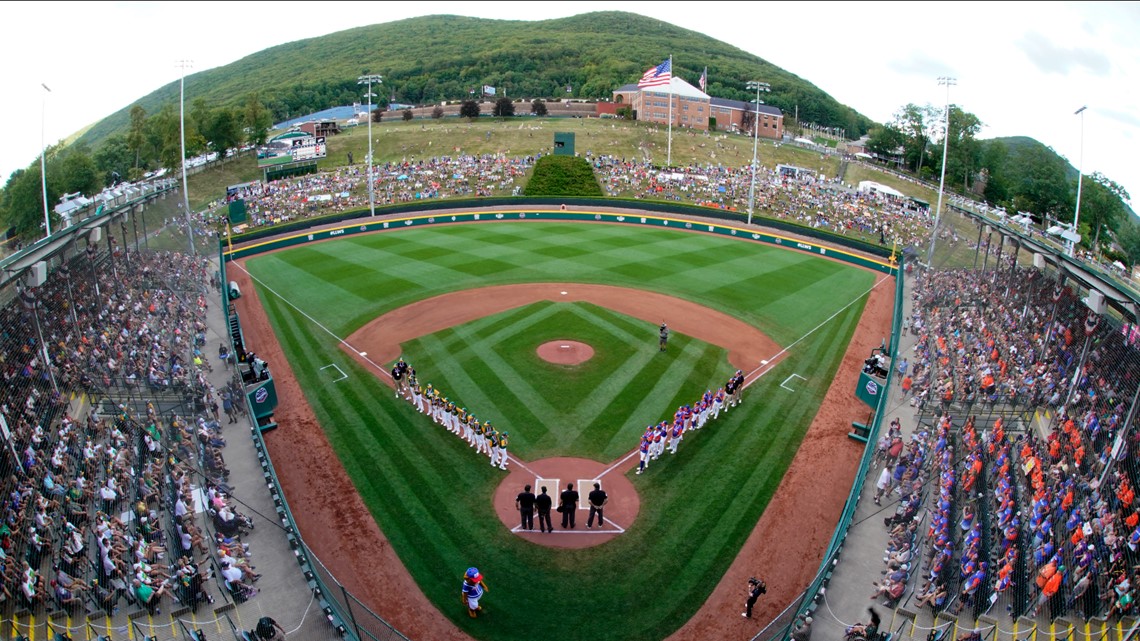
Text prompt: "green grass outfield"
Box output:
[[245, 221, 876, 641]]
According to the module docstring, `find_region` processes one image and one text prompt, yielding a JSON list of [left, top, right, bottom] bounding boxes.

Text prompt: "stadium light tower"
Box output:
[[746, 81, 770, 226], [1068, 105, 1088, 258], [40, 82, 52, 238], [177, 59, 195, 254], [358, 74, 383, 217], [925, 76, 956, 267]]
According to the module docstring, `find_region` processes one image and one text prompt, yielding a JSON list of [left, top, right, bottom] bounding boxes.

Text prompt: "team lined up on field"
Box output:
[[636, 369, 746, 474], [390, 360, 512, 470]]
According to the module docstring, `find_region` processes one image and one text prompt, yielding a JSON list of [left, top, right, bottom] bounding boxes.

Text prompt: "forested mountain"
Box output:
[[74, 11, 873, 150]]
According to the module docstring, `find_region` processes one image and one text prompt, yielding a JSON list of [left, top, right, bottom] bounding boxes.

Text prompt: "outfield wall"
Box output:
[[229, 197, 894, 260], [221, 204, 902, 641]]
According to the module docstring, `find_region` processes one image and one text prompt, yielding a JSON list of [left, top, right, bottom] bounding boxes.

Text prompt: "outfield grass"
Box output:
[[246, 221, 875, 640]]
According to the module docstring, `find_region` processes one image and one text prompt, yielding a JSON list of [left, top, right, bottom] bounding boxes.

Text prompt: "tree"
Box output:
[[431, 105, 444, 119], [1078, 172, 1130, 252], [939, 106, 984, 192], [93, 134, 132, 187], [243, 92, 272, 145], [891, 103, 938, 174], [866, 125, 905, 159], [127, 105, 148, 172], [531, 99, 548, 116], [60, 149, 101, 196], [372, 108, 383, 123], [1115, 218, 1140, 266], [402, 108, 414, 121], [0, 166, 53, 241], [493, 97, 514, 118], [615, 105, 632, 120], [204, 108, 242, 156], [459, 100, 480, 120], [1008, 142, 1072, 221]]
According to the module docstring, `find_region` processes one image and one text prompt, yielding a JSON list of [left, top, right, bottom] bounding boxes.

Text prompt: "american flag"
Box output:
[[698, 67, 707, 93], [638, 58, 672, 89]]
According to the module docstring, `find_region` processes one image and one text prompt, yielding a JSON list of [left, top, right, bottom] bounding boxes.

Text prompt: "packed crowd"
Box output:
[[636, 370, 745, 474], [390, 360, 513, 470], [210, 154, 535, 231], [887, 261, 1140, 620], [189, 147, 937, 256], [588, 154, 934, 249], [0, 244, 261, 618]]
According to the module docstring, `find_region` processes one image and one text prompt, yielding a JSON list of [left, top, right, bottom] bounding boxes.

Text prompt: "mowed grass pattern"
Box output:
[[402, 301, 735, 461], [246, 222, 876, 640]]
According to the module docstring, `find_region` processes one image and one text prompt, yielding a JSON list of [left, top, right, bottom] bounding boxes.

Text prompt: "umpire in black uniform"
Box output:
[[586, 482, 608, 529], [559, 483, 579, 529], [516, 484, 536, 531], [535, 486, 553, 533]]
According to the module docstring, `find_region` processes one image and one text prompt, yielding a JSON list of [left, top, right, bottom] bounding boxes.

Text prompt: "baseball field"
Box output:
[[230, 218, 891, 641]]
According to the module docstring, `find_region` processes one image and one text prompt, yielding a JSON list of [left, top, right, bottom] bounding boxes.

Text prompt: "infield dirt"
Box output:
[[229, 260, 892, 641]]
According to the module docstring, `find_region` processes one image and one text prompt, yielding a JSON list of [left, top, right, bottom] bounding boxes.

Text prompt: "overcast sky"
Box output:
[[3, 1, 1137, 209]]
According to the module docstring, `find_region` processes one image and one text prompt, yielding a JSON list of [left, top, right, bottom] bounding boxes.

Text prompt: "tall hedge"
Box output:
[[523, 155, 604, 197]]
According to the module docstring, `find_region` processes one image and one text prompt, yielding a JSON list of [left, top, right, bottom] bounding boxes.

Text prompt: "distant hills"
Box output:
[[74, 11, 874, 150]]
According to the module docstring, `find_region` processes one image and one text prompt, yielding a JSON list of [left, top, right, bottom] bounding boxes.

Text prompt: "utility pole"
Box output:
[[745, 81, 770, 226], [358, 74, 384, 217], [925, 76, 956, 267], [176, 59, 195, 254], [40, 83, 52, 238]]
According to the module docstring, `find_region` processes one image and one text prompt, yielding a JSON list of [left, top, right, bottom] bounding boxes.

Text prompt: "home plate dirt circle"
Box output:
[[492, 457, 640, 549], [536, 340, 594, 365]]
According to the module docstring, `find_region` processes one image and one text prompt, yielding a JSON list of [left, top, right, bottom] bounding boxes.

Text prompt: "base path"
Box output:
[[229, 254, 893, 641], [345, 283, 780, 375]]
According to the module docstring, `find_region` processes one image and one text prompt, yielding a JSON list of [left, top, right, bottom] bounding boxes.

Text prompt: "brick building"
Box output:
[[707, 98, 784, 140], [611, 79, 784, 139], [612, 77, 712, 131]]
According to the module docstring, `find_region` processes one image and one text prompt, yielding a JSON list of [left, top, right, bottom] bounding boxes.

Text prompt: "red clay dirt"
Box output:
[[536, 340, 594, 365], [491, 457, 639, 549], [229, 247, 893, 641]]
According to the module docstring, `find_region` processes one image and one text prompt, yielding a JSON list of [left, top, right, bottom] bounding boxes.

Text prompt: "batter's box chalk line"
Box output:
[[780, 373, 805, 391], [319, 363, 348, 382], [511, 519, 625, 534]]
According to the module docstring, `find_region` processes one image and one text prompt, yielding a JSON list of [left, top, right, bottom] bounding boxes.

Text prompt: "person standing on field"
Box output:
[[586, 482, 608, 529], [659, 322, 669, 352], [516, 484, 536, 531], [560, 483, 579, 529], [535, 486, 554, 533]]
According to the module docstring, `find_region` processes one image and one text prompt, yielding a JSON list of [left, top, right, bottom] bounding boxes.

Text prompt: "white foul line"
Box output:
[[742, 275, 891, 389], [230, 262, 394, 381]]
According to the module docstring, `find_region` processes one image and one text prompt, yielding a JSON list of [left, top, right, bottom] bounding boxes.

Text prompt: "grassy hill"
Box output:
[[74, 12, 873, 151]]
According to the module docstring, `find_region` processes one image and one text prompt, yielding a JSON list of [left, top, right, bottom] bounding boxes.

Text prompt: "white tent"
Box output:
[[794, 137, 815, 145], [854, 152, 874, 159], [856, 181, 904, 199]]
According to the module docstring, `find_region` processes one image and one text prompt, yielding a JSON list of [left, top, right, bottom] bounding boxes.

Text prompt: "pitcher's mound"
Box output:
[[536, 340, 594, 365], [493, 457, 639, 549]]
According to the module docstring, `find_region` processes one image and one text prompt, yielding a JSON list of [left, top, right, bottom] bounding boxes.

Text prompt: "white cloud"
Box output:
[[2, 1, 1137, 208]]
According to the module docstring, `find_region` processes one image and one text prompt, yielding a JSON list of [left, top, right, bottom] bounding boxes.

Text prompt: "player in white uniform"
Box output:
[[496, 432, 509, 471]]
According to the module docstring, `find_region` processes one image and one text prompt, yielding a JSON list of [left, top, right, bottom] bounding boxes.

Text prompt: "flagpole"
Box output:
[[667, 55, 673, 167]]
